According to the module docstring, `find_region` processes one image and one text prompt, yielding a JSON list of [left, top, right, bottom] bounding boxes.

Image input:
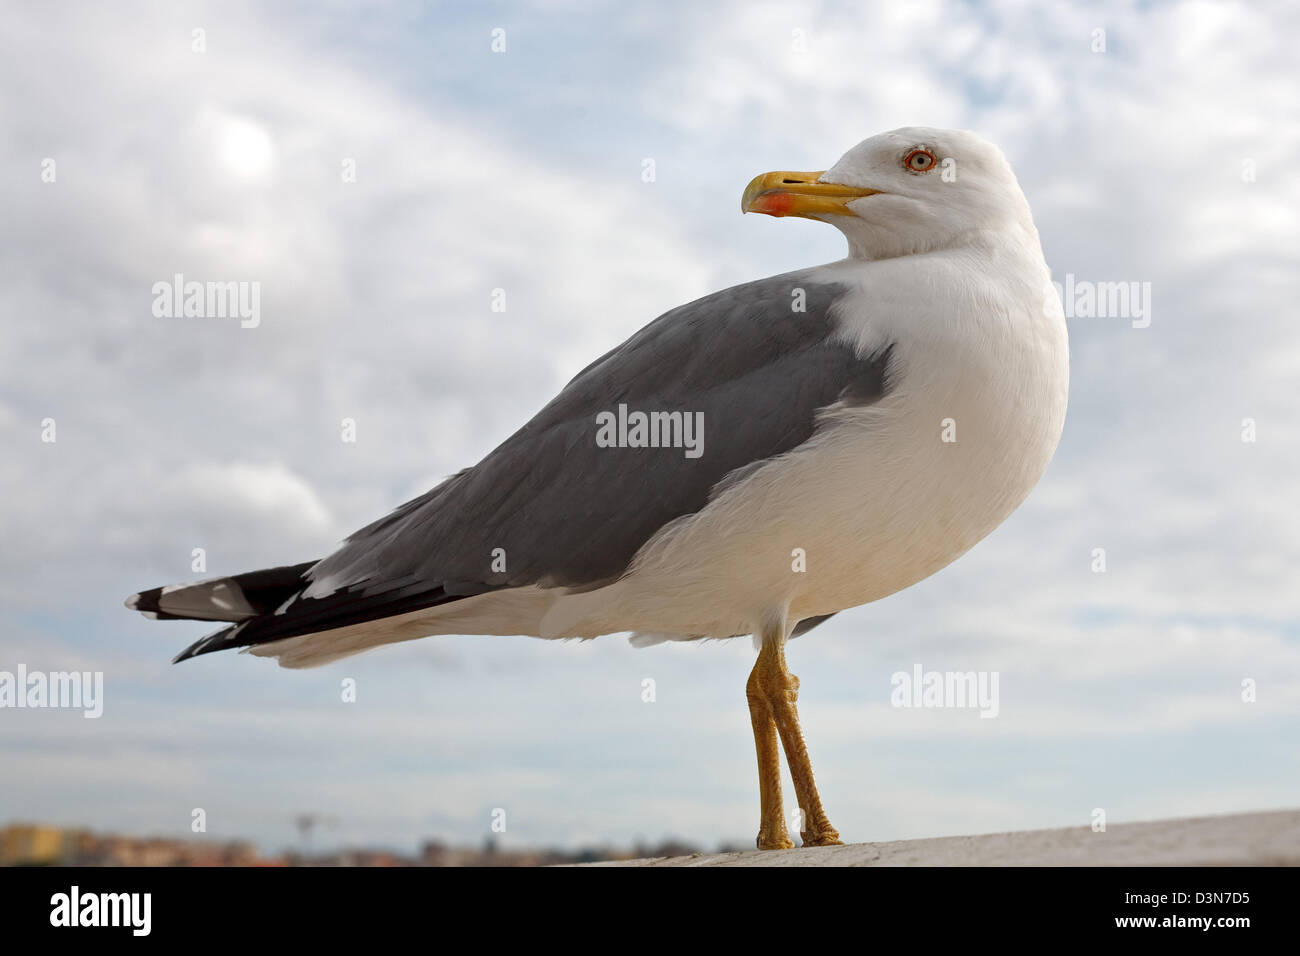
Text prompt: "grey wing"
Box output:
[[190, 269, 895, 654]]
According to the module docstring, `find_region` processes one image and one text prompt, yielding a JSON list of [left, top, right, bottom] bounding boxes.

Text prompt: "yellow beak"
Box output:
[[741, 170, 881, 218]]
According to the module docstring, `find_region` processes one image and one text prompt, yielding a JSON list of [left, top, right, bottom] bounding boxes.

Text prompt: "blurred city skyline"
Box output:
[[0, 820, 720, 867]]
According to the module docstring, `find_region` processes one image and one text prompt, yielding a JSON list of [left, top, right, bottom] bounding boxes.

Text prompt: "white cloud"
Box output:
[[0, 0, 1297, 852]]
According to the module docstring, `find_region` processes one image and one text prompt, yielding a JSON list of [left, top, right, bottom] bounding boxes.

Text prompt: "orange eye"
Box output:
[[904, 148, 937, 172]]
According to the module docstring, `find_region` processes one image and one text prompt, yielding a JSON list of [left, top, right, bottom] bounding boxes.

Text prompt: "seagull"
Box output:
[[127, 127, 1068, 850]]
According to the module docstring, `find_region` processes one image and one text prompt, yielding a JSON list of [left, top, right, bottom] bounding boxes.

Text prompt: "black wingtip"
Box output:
[[171, 644, 201, 665], [172, 623, 242, 664], [126, 586, 163, 613]]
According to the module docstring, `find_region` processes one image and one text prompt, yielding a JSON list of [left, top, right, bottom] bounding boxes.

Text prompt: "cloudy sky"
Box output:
[[1, 0, 1297, 856]]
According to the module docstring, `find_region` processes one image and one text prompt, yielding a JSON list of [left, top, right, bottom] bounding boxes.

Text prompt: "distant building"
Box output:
[[0, 823, 71, 865]]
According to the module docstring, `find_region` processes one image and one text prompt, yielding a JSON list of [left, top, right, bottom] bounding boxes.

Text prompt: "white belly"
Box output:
[[539, 291, 1069, 640]]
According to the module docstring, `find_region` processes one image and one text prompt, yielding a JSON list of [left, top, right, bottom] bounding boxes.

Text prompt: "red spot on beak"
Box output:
[[750, 192, 795, 217]]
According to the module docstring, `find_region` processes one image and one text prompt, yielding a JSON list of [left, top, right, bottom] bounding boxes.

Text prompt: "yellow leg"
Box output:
[[749, 624, 843, 848], [747, 657, 794, 849]]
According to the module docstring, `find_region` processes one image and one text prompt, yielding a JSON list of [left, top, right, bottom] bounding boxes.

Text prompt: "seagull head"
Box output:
[[742, 126, 1035, 260]]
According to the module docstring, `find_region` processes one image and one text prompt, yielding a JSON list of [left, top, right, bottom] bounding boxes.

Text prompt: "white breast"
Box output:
[[541, 245, 1069, 640]]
